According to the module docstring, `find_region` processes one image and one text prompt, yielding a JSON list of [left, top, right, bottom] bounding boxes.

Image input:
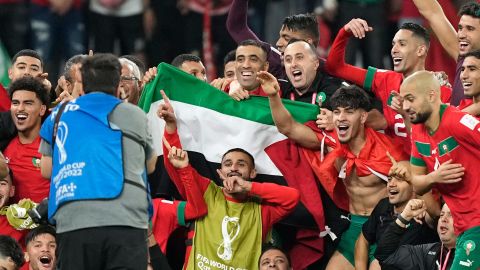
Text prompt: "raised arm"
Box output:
[[226, 0, 261, 43], [412, 0, 458, 60], [158, 90, 210, 198], [258, 71, 321, 149], [252, 182, 300, 226], [325, 19, 370, 86]]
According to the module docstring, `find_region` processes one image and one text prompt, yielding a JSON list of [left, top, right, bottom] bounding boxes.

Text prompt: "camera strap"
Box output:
[[52, 101, 69, 147]]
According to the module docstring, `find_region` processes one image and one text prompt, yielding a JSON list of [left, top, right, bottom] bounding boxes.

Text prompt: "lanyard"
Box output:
[[290, 92, 317, 105], [439, 246, 451, 270]]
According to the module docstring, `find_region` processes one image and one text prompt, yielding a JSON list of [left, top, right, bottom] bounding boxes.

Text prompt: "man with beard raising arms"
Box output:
[[400, 70, 480, 270], [259, 71, 409, 270]]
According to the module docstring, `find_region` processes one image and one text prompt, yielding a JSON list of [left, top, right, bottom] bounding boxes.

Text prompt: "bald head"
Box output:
[[401, 71, 442, 124], [401, 70, 441, 98]]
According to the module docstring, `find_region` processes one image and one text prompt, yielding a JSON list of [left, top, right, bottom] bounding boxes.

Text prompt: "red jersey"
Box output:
[[3, 136, 49, 203], [0, 83, 10, 112], [457, 98, 473, 111], [0, 216, 27, 249], [410, 105, 480, 234], [364, 67, 452, 155], [151, 199, 186, 253]]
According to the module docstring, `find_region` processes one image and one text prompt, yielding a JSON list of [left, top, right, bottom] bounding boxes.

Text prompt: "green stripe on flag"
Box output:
[[415, 141, 431, 157], [0, 42, 11, 87], [138, 63, 319, 125], [438, 136, 459, 156]]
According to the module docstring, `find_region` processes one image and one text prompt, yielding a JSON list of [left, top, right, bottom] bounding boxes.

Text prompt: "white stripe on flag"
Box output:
[[148, 100, 287, 176]]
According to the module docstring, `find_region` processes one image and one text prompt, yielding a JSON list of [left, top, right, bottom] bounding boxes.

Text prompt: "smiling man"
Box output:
[[458, 50, 480, 116], [3, 77, 49, 203], [24, 226, 56, 270], [400, 70, 480, 270]]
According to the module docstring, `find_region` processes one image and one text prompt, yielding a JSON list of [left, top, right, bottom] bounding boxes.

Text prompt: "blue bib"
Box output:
[[40, 93, 124, 219]]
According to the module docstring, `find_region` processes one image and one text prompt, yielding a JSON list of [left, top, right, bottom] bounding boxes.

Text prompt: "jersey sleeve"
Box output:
[[451, 111, 480, 147], [363, 67, 395, 105], [325, 28, 367, 87], [178, 167, 208, 222], [163, 129, 211, 199], [253, 182, 300, 232]]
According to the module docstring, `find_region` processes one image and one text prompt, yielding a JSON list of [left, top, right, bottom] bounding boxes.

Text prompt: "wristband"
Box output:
[[397, 214, 410, 227]]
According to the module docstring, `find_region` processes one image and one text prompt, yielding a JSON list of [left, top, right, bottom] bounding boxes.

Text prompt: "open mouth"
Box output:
[[38, 255, 53, 268], [337, 124, 349, 135], [241, 71, 254, 79], [388, 189, 399, 196], [392, 57, 402, 66], [292, 70, 303, 80], [460, 41, 469, 50], [16, 113, 28, 122], [463, 81, 472, 89], [439, 225, 449, 234]]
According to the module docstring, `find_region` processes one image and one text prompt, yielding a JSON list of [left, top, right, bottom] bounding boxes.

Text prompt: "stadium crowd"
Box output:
[[1, 0, 480, 270]]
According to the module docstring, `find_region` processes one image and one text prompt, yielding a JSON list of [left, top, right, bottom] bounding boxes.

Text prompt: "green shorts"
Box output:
[[451, 226, 480, 270], [337, 214, 376, 266]]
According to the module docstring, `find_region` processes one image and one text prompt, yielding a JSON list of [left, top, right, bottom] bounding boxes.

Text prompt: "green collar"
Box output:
[[428, 104, 447, 136]]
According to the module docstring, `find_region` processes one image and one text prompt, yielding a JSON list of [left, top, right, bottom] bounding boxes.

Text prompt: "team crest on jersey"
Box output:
[[464, 240, 476, 256], [32, 158, 41, 168], [460, 114, 479, 130]]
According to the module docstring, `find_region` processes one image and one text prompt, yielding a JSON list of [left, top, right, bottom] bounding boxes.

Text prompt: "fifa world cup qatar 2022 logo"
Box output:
[[56, 121, 69, 165], [217, 216, 241, 261]]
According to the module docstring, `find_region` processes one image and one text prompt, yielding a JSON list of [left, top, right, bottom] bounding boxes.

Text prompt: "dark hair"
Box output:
[[221, 148, 255, 168], [286, 38, 318, 57], [330, 84, 372, 111], [9, 76, 50, 105], [464, 49, 480, 60], [12, 49, 43, 68], [25, 225, 56, 247], [282, 13, 319, 47], [237, 39, 268, 60], [81, 53, 121, 95], [120, 54, 146, 76], [258, 244, 291, 268], [64, 54, 86, 83], [400, 22, 430, 47], [171, 54, 202, 68], [223, 50, 237, 66], [0, 235, 25, 269], [459, 2, 480, 19]]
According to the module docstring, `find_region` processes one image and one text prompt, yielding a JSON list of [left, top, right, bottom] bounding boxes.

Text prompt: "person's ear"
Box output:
[[249, 168, 257, 179], [39, 104, 47, 117]]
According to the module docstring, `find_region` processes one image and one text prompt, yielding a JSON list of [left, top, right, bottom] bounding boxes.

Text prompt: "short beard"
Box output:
[[411, 110, 432, 124]]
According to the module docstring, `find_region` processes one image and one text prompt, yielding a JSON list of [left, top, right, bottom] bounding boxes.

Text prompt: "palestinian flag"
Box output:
[[139, 63, 348, 269]]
